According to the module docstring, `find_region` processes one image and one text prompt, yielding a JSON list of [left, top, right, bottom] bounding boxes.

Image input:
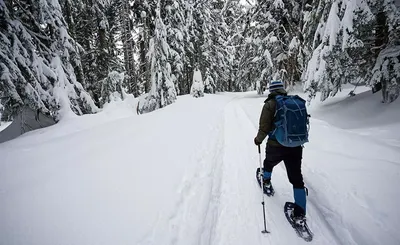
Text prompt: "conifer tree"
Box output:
[[0, 0, 98, 120], [137, 0, 177, 114]]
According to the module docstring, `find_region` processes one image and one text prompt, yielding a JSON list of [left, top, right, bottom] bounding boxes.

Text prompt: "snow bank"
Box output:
[[0, 95, 139, 147], [0, 122, 11, 132], [0, 94, 233, 245], [307, 86, 400, 147]]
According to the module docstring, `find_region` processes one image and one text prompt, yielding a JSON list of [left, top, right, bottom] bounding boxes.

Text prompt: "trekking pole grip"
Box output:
[[258, 144, 261, 154]]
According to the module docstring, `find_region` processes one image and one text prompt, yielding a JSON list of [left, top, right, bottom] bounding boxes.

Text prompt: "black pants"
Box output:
[[263, 145, 304, 189]]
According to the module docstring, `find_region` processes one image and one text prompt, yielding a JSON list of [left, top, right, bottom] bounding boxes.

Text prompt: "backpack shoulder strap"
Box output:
[[292, 95, 306, 103], [275, 94, 289, 105]]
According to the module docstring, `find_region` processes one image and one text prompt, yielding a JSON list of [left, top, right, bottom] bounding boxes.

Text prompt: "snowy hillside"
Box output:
[[1, 88, 399, 245]]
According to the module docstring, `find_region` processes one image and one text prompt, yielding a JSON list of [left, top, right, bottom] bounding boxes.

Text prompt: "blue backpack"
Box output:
[[269, 95, 310, 147]]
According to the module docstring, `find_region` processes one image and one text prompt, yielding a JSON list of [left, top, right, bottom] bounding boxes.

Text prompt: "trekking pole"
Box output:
[[258, 145, 269, 234]]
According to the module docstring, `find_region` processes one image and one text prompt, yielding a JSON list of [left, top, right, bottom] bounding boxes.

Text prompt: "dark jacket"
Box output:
[[255, 89, 287, 146]]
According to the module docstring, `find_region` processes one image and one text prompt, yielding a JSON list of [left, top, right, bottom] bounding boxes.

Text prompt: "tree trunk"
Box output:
[[375, 11, 389, 102], [122, 0, 137, 96]]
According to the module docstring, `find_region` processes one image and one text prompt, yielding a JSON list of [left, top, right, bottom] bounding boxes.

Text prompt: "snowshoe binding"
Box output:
[[284, 202, 313, 242], [256, 168, 275, 196]]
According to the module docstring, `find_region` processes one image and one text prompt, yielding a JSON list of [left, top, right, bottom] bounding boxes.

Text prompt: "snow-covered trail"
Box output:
[[1, 92, 399, 245], [166, 93, 399, 245], [154, 95, 342, 245], [208, 97, 340, 245]]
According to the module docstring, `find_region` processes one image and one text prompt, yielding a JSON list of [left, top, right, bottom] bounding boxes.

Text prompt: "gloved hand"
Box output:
[[254, 137, 262, 145]]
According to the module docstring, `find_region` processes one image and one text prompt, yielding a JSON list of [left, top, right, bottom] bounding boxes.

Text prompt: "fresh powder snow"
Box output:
[[0, 87, 399, 245]]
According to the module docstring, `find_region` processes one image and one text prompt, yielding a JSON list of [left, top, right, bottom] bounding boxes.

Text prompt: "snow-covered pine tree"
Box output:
[[177, 0, 198, 95], [271, 0, 305, 88], [0, 0, 98, 120], [134, 0, 156, 94], [100, 71, 125, 105], [62, 0, 99, 102], [137, 0, 177, 114], [203, 67, 215, 93], [237, 2, 275, 94], [59, 0, 87, 89], [117, 0, 138, 97], [187, 0, 240, 93], [162, 0, 188, 95], [368, 0, 400, 103], [303, 0, 375, 101], [190, 68, 205, 97], [62, 0, 124, 106], [203, 0, 230, 92], [236, 0, 305, 93], [105, 0, 125, 73], [219, 0, 246, 91], [89, 0, 114, 104], [215, 0, 244, 92], [301, 0, 325, 72]]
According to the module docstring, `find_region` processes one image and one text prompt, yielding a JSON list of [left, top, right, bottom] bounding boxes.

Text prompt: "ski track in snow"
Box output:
[[166, 107, 225, 245]]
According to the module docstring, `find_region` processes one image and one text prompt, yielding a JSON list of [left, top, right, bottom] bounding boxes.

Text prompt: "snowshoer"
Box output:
[[254, 80, 308, 225]]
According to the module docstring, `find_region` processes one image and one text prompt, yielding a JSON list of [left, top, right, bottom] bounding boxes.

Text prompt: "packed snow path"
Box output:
[[1, 92, 399, 245], [172, 95, 340, 245]]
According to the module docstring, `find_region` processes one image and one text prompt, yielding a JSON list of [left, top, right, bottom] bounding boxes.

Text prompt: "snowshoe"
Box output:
[[256, 168, 275, 196], [284, 202, 313, 242]]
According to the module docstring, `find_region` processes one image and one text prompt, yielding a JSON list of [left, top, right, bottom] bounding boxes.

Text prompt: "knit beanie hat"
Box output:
[[269, 80, 284, 92]]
